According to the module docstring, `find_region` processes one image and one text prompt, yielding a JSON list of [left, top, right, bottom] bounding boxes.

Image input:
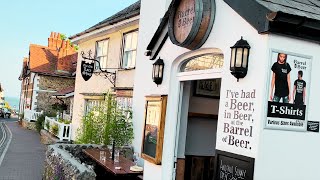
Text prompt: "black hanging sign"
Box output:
[[214, 150, 254, 180], [81, 60, 94, 81], [307, 121, 319, 132]]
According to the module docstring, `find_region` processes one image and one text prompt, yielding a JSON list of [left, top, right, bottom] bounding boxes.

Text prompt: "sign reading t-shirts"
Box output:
[[266, 50, 312, 131], [81, 60, 94, 81]]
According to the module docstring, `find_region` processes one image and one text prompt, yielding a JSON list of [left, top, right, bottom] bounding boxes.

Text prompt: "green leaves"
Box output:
[[76, 93, 134, 147]]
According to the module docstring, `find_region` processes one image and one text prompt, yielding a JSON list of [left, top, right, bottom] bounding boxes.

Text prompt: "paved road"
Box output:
[[0, 118, 46, 180]]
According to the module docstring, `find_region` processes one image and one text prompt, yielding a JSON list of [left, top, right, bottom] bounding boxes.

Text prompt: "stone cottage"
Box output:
[[19, 32, 77, 119]]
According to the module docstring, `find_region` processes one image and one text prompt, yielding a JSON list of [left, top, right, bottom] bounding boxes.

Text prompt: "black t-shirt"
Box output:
[[271, 62, 291, 97], [294, 79, 306, 104]]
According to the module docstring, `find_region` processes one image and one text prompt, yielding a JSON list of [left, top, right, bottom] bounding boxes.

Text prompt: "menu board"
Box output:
[[214, 150, 254, 180]]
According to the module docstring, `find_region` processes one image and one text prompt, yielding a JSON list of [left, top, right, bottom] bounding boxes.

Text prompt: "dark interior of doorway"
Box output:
[[176, 79, 220, 180]]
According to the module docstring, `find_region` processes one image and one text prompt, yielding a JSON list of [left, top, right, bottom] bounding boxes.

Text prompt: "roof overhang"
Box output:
[[51, 92, 74, 99], [223, 0, 320, 43], [70, 16, 140, 44]]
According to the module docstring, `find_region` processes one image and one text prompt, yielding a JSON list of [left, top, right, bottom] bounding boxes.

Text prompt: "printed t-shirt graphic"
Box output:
[[271, 62, 291, 97]]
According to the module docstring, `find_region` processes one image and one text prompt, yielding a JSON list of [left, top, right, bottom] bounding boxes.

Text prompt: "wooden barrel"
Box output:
[[168, 0, 215, 50]]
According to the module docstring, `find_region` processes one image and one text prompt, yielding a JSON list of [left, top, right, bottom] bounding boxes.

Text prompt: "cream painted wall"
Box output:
[[134, 0, 269, 179], [117, 69, 135, 87], [71, 24, 139, 140], [254, 34, 320, 180]]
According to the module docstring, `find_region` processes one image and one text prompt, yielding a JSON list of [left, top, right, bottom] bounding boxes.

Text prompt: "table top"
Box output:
[[83, 148, 143, 176]]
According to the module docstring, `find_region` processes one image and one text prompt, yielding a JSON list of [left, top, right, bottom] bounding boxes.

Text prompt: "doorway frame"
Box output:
[[161, 48, 224, 180]]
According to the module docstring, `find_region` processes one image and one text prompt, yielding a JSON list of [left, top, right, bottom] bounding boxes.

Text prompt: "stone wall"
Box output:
[[21, 119, 37, 131], [35, 75, 75, 112], [43, 144, 97, 180]]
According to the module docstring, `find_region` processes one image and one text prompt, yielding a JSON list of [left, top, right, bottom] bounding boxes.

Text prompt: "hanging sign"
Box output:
[[168, 0, 215, 50], [266, 50, 312, 131], [81, 60, 94, 81]]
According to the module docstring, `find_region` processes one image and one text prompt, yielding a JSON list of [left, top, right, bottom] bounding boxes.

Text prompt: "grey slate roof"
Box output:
[[256, 0, 320, 21], [69, 1, 140, 39]]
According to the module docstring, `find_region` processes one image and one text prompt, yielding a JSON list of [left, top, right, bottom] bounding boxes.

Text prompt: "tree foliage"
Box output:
[[76, 93, 133, 147]]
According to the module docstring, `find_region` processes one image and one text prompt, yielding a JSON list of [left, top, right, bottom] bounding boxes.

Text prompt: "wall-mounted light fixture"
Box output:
[[230, 37, 251, 82], [152, 57, 164, 86]]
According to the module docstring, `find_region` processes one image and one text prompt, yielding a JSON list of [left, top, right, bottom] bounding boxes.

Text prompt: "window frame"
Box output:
[[84, 99, 104, 115], [121, 29, 139, 69], [94, 38, 110, 71]]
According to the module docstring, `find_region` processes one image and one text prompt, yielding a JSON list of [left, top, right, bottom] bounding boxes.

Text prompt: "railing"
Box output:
[[24, 109, 43, 122], [44, 116, 71, 141], [62, 113, 71, 121]]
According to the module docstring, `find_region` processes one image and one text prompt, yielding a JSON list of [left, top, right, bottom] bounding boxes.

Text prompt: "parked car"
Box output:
[[0, 108, 11, 118]]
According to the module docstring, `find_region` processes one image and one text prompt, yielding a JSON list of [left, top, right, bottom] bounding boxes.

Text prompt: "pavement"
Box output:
[[0, 118, 46, 180]]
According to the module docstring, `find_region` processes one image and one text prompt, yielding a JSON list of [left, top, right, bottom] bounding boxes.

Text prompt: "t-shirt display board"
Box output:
[[214, 150, 254, 180], [266, 50, 312, 131]]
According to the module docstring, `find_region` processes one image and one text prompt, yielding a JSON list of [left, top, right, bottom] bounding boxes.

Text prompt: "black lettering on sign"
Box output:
[[267, 101, 306, 120], [307, 121, 319, 132], [177, 6, 195, 28], [214, 150, 254, 180], [81, 60, 94, 81]]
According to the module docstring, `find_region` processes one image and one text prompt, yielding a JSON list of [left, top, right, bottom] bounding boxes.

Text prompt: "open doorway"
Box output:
[[176, 78, 220, 180]]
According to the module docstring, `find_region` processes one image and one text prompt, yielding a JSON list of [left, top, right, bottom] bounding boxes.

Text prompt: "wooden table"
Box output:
[[83, 148, 143, 177]]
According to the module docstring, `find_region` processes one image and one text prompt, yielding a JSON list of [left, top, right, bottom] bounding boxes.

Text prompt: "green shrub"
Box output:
[[35, 114, 46, 133], [51, 124, 59, 136], [45, 121, 50, 130], [76, 92, 133, 147]]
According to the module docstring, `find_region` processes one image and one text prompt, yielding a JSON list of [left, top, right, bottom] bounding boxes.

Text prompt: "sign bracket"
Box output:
[[81, 50, 121, 87]]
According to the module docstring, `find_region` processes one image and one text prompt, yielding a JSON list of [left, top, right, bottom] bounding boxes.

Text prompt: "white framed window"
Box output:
[[95, 39, 109, 70], [116, 97, 132, 110], [85, 99, 103, 114], [122, 30, 138, 69]]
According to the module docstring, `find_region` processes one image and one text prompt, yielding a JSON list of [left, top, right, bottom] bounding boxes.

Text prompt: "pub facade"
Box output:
[[132, 0, 320, 180]]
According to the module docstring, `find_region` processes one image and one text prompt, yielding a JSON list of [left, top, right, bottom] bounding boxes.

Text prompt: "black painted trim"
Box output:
[[224, 0, 320, 43]]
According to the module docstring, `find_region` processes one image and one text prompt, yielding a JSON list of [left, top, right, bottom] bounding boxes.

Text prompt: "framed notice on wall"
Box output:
[[141, 95, 168, 165], [266, 50, 312, 131]]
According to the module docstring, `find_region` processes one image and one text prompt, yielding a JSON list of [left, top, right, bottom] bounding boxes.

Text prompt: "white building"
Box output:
[[132, 0, 320, 180]]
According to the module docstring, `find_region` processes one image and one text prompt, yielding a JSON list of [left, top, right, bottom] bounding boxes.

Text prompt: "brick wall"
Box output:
[[35, 75, 75, 112]]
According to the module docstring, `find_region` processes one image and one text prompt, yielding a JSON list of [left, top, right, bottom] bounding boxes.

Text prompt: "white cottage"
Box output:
[[133, 0, 320, 180]]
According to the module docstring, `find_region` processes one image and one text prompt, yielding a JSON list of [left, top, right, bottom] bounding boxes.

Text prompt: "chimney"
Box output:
[[51, 32, 77, 74], [48, 32, 63, 50]]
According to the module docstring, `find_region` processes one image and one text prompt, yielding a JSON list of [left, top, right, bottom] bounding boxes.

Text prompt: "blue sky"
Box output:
[[0, 0, 138, 98]]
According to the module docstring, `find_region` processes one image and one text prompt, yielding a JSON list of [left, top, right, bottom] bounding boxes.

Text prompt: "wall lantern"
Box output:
[[152, 57, 164, 86], [230, 37, 251, 82]]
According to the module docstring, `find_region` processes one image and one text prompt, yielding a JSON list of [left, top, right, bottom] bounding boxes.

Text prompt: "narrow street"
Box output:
[[0, 117, 46, 180]]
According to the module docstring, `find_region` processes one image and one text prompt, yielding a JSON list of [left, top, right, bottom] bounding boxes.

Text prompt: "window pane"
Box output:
[[125, 33, 132, 50], [102, 40, 108, 56], [123, 51, 129, 68], [101, 56, 108, 69], [96, 46, 102, 57], [85, 99, 103, 114], [122, 31, 138, 68], [130, 50, 137, 68], [131, 32, 138, 49], [181, 54, 224, 72]]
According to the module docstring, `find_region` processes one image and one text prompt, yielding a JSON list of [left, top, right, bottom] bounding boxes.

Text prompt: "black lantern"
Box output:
[[230, 37, 251, 82], [152, 57, 164, 86]]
